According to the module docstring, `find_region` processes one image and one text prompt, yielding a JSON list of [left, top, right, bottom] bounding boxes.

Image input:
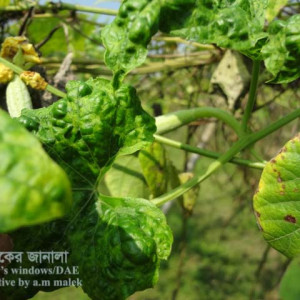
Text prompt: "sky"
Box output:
[[41, 0, 120, 10], [43, 0, 120, 22], [68, 0, 119, 9]]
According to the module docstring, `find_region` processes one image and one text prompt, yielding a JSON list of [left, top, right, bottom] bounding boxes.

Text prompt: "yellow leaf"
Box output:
[[266, 0, 289, 23], [0, 0, 10, 7]]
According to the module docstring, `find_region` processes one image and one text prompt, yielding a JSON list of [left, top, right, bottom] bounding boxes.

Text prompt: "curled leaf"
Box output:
[[69, 195, 173, 300], [18, 78, 156, 190], [179, 172, 199, 215], [102, 0, 161, 77], [262, 15, 300, 83]]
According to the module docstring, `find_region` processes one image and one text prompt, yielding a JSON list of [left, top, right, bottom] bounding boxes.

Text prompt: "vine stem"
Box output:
[[154, 134, 265, 170], [156, 107, 243, 136], [152, 107, 300, 206], [241, 60, 261, 132], [0, 57, 67, 98], [0, 2, 118, 15]]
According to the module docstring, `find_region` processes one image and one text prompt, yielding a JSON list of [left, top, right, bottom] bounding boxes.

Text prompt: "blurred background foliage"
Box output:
[[1, 1, 300, 299]]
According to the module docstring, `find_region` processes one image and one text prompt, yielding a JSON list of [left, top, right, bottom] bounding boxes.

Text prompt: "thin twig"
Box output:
[[249, 245, 271, 300], [18, 6, 34, 36], [147, 51, 213, 59], [273, 258, 292, 288], [59, 18, 102, 46], [35, 25, 62, 49], [171, 215, 188, 300]]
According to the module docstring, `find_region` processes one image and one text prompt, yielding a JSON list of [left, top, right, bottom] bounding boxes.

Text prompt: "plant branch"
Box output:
[[42, 54, 218, 75], [35, 25, 62, 49], [0, 57, 66, 98], [156, 107, 243, 136], [0, 2, 118, 16], [153, 36, 215, 51], [152, 107, 300, 206], [154, 134, 265, 170], [241, 60, 261, 132]]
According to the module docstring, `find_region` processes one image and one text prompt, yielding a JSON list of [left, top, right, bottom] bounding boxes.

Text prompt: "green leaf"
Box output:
[[104, 155, 150, 198], [280, 257, 300, 300], [170, 0, 268, 60], [139, 142, 169, 198], [0, 110, 72, 233], [262, 15, 300, 83], [266, 0, 288, 23], [102, 0, 269, 76], [69, 194, 173, 300], [159, 0, 196, 32], [253, 134, 300, 258], [102, 0, 161, 77], [18, 78, 156, 193]]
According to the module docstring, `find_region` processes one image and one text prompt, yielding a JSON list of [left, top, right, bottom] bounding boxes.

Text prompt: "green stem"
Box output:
[[0, 57, 66, 98], [0, 2, 118, 15], [46, 85, 66, 98], [156, 107, 242, 136], [57, 3, 118, 15], [241, 60, 260, 132], [152, 107, 300, 206], [154, 134, 265, 170], [0, 57, 23, 74]]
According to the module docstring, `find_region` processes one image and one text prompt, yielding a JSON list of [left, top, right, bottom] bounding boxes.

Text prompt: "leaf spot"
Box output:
[[284, 215, 296, 223], [277, 176, 282, 183], [279, 146, 287, 154]]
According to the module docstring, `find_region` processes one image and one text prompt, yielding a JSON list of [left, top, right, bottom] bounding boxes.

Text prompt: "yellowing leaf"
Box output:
[[211, 50, 250, 110], [0, 0, 9, 7], [266, 0, 289, 23], [253, 134, 300, 258]]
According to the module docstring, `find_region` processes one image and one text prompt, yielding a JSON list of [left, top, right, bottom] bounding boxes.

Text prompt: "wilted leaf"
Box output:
[[211, 50, 250, 110]]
